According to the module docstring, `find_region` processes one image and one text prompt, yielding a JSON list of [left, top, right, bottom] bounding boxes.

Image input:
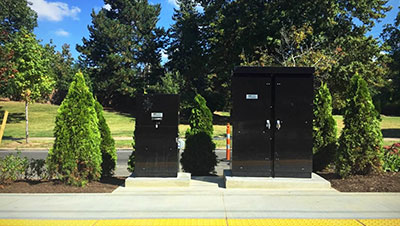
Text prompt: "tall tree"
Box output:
[[0, 0, 37, 95], [77, 0, 165, 106], [197, 0, 391, 110], [380, 8, 400, 115], [51, 44, 78, 104], [5, 29, 54, 143], [0, 0, 37, 34], [166, 0, 213, 114]]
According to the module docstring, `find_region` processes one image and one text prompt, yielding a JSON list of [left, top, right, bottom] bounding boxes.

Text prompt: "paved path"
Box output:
[[0, 182, 399, 220]]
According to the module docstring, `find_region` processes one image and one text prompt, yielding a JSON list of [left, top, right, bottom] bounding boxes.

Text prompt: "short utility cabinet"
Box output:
[[232, 67, 314, 178], [134, 94, 180, 177]]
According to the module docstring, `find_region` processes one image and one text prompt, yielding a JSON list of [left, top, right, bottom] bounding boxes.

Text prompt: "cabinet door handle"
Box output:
[[276, 120, 281, 130], [266, 120, 271, 129]]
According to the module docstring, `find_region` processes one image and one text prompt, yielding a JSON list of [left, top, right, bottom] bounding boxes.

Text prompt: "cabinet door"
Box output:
[[274, 75, 313, 178], [232, 76, 272, 176]]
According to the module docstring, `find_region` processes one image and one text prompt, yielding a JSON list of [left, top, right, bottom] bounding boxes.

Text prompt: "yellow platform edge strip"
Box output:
[[0, 218, 399, 226]]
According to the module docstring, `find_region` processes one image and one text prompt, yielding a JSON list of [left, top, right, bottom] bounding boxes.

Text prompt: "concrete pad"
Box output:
[[124, 172, 191, 187], [224, 171, 332, 190]]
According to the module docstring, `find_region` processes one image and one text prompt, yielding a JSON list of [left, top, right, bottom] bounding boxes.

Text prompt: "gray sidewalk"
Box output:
[[0, 178, 399, 220]]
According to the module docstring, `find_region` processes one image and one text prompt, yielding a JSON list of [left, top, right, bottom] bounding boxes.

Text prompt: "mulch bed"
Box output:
[[1, 173, 399, 193], [0, 177, 126, 193], [319, 171, 400, 192]]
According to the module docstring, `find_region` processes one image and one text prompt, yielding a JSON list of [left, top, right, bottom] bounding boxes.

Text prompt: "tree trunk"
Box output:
[[25, 101, 29, 144]]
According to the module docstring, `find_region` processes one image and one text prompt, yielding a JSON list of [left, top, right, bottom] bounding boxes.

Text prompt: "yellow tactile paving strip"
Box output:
[[0, 219, 399, 226]]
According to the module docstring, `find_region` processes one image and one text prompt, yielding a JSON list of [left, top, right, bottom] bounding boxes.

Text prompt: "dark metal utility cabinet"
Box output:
[[134, 94, 179, 177], [232, 67, 314, 178]]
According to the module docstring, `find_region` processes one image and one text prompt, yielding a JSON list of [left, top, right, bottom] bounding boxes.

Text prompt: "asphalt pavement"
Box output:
[[0, 149, 230, 176]]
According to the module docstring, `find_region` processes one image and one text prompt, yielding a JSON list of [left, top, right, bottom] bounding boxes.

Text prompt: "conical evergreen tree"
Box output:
[[181, 94, 217, 175], [336, 74, 383, 177], [313, 83, 338, 171], [94, 100, 117, 178], [186, 94, 214, 137], [47, 72, 102, 186]]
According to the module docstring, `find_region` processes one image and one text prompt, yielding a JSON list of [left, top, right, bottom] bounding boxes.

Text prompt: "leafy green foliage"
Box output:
[[47, 72, 102, 186], [25, 159, 48, 180], [147, 72, 183, 94], [181, 94, 217, 175], [0, 152, 28, 184], [187, 94, 214, 137], [313, 83, 338, 171], [379, 8, 400, 115], [166, 0, 216, 113], [77, 0, 165, 106], [181, 132, 217, 176], [336, 74, 383, 177], [5, 29, 54, 102], [0, 0, 37, 34], [50, 44, 78, 104], [381, 143, 400, 172], [94, 100, 117, 178]]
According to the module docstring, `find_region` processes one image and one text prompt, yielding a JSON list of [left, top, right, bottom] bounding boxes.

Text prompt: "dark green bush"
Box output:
[[336, 74, 383, 177], [25, 159, 48, 180], [186, 94, 213, 137], [180, 132, 217, 176], [47, 72, 102, 186], [382, 143, 400, 172], [313, 83, 338, 171], [0, 152, 28, 184], [94, 100, 117, 178], [181, 94, 217, 175]]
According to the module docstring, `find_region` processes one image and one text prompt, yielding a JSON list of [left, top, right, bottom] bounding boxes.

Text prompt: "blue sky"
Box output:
[[30, 0, 400, 62]]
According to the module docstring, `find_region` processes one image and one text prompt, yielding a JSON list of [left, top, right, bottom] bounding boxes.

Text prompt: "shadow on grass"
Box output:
[[213, 113, 230, 125], [381, 129, 400, 138], [0, 107, 25, 124], [2, 136, 24, 142]]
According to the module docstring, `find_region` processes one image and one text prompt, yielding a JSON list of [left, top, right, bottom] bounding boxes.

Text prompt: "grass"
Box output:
[[0, 101, 135, 139], [1, 101, 399, 149]]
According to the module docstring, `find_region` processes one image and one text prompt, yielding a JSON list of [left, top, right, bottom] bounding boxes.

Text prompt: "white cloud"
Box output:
[[55, 29, 69, 37], [28, 0, 81, 22], [103, 4, 111, 10]]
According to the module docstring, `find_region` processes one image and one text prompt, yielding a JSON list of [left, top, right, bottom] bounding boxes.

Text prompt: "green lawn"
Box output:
[[0, 101, 135, 138], [1, 101, 399, 149]]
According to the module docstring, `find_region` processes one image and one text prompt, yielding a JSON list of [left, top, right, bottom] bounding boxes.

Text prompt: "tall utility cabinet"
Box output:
[[134, 94, 180, 177], [232, 67, 314, 178]]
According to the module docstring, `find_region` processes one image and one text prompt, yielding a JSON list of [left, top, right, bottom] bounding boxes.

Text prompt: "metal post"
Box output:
[[226, 123, 231, 161]]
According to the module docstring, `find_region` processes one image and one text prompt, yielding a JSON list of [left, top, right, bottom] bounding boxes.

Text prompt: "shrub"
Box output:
[[25, 159, 48, 180], [94, 100, 117, 178], [186, 94, 213, 137], [47, 72, 102, 186], [181, 132, 217, 176], [382, 143, 400, 172], [0, 152, 28, 184], [336, 73, 383, 177], [181, 94, 217, 175], [313, 83, 338, 171]]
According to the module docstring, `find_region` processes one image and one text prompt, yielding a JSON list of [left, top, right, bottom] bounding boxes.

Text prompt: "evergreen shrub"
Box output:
[[336, 74, 383, 177], [181, 94, 217, 175], [47, 72, 102, 186], [313, 83, 338, 171], [94, 100, 117, 178]]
